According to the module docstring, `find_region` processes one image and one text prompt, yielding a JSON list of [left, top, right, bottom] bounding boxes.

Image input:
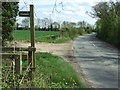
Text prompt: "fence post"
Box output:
[[15, 55, 20, 74], [28, 46, 32, 80], [20, 52, 22, 74]]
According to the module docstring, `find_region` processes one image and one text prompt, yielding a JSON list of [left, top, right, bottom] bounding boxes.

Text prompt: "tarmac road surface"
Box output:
[[73, 33, 119, 88]]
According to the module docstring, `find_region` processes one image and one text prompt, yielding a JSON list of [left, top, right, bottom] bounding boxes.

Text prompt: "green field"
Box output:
[[13, 30, 70, 43]]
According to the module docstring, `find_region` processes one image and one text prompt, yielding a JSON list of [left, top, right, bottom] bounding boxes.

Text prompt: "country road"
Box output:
[[73, 33, 119, 88]]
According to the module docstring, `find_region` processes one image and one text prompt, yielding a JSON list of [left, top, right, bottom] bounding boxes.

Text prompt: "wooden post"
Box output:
[[15, 56, 20, 74], [28, 46, 32, 80], [20, 52, 22, 74], [30, 4, 35, 75], [14, 53, 23, 74], [30, 5, 35, 48]]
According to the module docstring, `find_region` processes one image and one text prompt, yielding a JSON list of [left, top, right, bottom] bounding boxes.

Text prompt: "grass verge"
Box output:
[[32, 52, 85, 88], [2, 52, 84, 88]]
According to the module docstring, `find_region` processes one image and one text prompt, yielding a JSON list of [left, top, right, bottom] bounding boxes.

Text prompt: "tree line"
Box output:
[[17, 17, 94, 32], [92, 1, 120, 47], [16, 18, 60, 31]]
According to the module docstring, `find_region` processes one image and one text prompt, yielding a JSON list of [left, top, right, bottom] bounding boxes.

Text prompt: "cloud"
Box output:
[[18, 0, 113, 25], [42, 12, 50, 15], [63, 11, 74, 15], [19, 0, 55, 5]]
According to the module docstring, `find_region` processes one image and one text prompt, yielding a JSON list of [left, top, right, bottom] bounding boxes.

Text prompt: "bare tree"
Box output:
[[22, 18, 29, 28]]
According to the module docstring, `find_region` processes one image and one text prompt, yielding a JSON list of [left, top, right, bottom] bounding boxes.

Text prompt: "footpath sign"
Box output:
[[19, 11, 30, 17]]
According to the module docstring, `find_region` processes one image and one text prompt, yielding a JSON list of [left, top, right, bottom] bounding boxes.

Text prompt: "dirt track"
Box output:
[[10, 41, 72, 58]]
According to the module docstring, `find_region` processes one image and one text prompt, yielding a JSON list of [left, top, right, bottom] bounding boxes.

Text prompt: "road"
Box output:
[[73, 33, 119, 88]]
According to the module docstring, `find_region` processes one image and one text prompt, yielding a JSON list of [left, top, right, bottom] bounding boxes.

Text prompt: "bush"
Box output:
[[93, 1, 120, 47], [60, 26, 92, 40]]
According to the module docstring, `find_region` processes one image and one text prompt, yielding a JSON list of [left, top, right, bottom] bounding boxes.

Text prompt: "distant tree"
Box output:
[[2, 2, 19, 46], [41, 18, 51, 30], [16, 23, 20, 30], [60, 21, 70, 32], [22, 18, 29, 28], [50, 23, 53, 31], [69, 22, 76, 27], [62, 21, 69, 26], [52, 21, 60, 30], [36, 18, 41, 28], [77, 21, 87, 28]]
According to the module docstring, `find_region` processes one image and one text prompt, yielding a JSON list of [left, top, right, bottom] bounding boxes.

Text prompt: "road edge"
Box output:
[[62, 39, 94, 88]]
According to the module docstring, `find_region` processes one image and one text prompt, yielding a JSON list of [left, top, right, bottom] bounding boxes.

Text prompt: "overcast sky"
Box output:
[[17, 0, 112, 25]]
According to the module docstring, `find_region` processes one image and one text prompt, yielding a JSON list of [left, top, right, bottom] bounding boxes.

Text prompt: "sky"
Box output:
[[17, 0, 112, 25]]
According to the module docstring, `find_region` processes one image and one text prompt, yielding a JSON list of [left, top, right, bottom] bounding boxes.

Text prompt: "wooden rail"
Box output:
[[1, 53, 28, 74], [1, 47, 28, 52], [1, 53, 28, 61]]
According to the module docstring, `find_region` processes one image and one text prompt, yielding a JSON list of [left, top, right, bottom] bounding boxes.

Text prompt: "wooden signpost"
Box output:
[[30, 5, 35, 71], [29, 5, 36, 79], [1, 5, 36, 87], [19, 4, 36, 79], [2, 4, 35, 80]]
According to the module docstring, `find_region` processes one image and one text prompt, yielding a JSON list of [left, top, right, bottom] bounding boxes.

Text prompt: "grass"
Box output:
[[51, 37, 71, 43], [13, 29, 91, 43], [31, 52, 85, 88], [2, 52, 85, 88], [13, 30, 70, 43]]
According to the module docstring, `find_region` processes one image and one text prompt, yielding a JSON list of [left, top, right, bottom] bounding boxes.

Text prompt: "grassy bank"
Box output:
[[32, 52, 84, 88], [2, 52, 85, 88]]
